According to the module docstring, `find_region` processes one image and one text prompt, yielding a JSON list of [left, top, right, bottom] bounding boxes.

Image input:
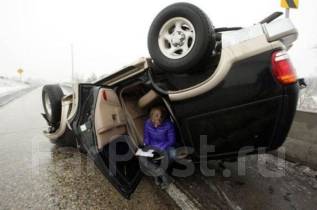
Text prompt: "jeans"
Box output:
[[139, 146, 175, 178], [167, 147, 176, 162]]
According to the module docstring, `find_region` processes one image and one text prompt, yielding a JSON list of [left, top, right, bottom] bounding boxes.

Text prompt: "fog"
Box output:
[[0, 0, 316, 82]]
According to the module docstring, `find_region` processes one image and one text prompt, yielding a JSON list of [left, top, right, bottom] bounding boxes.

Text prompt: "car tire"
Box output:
[[50, 128, 77, 147], [148, 3, 216, 74], [42, 84, 64, 127]]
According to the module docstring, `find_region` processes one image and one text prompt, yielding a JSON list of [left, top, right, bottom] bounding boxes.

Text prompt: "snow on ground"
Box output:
[[0, 77, 30, 97]]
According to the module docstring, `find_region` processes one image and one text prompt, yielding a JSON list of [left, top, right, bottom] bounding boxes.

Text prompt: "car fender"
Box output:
[[44, 84, 79, 140], [44, 99, 71, 140]]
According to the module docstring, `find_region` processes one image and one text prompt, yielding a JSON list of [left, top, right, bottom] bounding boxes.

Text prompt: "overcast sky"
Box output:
[[0, 0, 316, 82]]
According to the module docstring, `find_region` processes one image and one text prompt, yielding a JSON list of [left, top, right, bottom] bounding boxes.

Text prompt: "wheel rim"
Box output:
[[44, 93, 52, 119], [158, 17, 196, 59]]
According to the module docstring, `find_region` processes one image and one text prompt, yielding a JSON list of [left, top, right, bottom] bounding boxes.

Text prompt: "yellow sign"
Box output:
[[17, 68, 24, 80], [281, 0, 299, 9], [17, 68, 24, 75]]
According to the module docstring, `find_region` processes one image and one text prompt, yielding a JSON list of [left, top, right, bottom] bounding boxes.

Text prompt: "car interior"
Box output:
[[94, 83, 177, 153]]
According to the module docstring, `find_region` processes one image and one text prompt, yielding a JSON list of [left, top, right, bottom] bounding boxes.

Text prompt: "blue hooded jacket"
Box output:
[[143, 118, 176, 150]]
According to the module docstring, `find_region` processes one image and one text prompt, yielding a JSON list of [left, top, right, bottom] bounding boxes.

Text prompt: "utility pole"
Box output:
[[71, 43, 74, 84], [17, 68, 24, 81], [285, 8, 290, 18], [280, 0, 299, 18]]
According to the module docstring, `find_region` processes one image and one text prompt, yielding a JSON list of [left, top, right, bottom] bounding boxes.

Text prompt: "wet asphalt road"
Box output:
[[1, 87, 317, 210], [0, 88, 179, 210], [175, 153, 317, 210]]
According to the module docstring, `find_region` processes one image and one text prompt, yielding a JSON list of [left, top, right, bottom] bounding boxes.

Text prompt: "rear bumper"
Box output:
[[268, 83, 299, 150]]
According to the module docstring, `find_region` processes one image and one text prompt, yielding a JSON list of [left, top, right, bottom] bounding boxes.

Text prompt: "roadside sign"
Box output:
[[281, 0, 299, 9], [17, 68, 23, 75], [17, 68, 24, 80]]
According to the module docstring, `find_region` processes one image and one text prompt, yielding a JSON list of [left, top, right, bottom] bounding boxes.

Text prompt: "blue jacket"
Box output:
[[143, 118, 176, 150]]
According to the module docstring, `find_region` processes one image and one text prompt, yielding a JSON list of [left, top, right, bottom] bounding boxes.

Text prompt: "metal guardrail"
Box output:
[[283, 111, 317, 169], [289, 111, 317, 143], [0, 86, 38, 107]]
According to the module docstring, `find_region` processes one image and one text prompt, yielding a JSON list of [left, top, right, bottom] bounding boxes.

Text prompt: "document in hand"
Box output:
[[135, 148, 154, 157]]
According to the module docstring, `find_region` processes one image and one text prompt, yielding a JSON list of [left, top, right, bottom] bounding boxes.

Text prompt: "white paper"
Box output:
[[135, 148, 154, 157], [80, 124, 87, 132]]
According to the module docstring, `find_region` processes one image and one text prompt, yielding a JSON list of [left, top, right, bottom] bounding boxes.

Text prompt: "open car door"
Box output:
[[73, 84, 143, 198]]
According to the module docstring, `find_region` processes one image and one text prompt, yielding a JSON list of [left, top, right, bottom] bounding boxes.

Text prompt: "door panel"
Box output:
[[72, 84, 97, 152], [169, 51, 285, 158], [99, 135, 143, 198], [186, 97, 283, 157], [94, 88, 127, 150], [73, 85, 142, 198]]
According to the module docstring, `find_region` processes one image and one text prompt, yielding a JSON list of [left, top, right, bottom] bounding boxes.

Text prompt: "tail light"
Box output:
[[271, 50, 297, 85]]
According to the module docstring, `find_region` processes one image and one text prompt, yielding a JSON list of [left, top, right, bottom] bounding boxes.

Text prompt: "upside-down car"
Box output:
[[41, 3, 300, 198]]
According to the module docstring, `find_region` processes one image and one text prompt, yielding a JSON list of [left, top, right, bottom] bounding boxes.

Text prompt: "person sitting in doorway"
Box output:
[[139, 106, 176, 189]]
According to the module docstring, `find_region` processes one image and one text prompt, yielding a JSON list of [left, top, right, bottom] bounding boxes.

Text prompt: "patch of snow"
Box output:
[[0, 78, 30, 97]]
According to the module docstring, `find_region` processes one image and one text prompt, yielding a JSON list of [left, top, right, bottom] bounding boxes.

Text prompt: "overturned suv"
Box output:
[[42, 3, 300, 198]]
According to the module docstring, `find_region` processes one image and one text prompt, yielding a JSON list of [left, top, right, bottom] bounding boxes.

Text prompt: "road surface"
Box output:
[[0, 88, 179, 210], [0, 87, 316, 210], [174, 153, 317, 210]]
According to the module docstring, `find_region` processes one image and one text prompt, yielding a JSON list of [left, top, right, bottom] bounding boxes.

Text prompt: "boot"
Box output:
[[160, 175, 173, 189], [154, 176, 161, 186]]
